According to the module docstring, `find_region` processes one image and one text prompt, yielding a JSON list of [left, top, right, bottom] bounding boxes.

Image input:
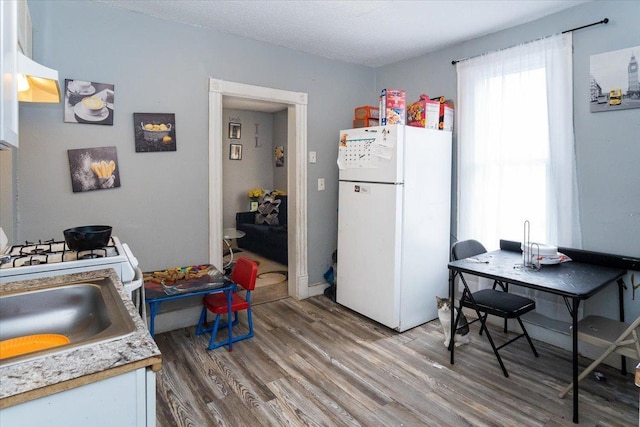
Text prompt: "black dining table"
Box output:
[[447, 245, 627, 423]]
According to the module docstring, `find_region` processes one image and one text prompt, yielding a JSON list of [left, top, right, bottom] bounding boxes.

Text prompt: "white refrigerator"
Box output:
[[336, 124, 452, 332]]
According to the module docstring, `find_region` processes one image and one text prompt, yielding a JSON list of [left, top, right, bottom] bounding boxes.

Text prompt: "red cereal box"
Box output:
[[379, 89, 406, 125], [407, 94, 440, 130], [438, 103, 454, 131]]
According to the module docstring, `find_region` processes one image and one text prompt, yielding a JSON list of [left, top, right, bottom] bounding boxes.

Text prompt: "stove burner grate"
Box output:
[[2, 237, 120, 269], [23, 258, 46, 266], [14, 255, 49, 267], [79, 252, 104, 260], [24, 248, 47, 256], [19, 239, 56, 257]]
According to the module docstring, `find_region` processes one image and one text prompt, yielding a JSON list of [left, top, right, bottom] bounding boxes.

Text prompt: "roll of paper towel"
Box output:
[[521, 242, 558, 257]]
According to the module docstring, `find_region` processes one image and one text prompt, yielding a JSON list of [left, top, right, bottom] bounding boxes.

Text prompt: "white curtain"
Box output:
[[455, 33, 582, 322]]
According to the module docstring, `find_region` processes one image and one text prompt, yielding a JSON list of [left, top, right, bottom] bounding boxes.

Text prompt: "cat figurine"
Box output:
[[436, 296, 470, 347]]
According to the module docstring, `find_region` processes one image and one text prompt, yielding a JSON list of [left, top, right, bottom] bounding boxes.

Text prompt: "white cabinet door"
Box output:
[[1, 368, 156, 427], [0, 0, 19, 148]]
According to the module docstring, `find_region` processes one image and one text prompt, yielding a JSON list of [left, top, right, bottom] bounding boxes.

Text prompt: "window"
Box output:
[[456, 33, 580, 249], [456, 33, 582, 321]]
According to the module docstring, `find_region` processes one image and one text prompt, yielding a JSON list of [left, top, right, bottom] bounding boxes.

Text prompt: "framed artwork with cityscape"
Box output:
[[590, 45, 640, 113]]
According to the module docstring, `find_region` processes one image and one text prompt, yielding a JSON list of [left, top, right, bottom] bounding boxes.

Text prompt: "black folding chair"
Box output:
[[451, 239, 539, 377]]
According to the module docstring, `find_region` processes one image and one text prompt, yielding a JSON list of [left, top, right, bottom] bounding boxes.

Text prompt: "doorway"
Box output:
[[208, 79, 310, 299]]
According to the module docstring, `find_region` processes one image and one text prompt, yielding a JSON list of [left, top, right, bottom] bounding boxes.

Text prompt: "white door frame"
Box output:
[[208, 78, 309, 299]]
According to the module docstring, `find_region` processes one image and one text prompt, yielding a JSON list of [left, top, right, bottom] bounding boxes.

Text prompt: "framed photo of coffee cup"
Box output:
[[64, 79, 115, 125], [229, 122, 241, 139], [229, 143, 242, 160]]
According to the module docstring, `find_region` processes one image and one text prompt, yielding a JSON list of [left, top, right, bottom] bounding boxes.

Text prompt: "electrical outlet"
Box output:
[[318, 178, 325, 191], [309, 151, 317, 163]]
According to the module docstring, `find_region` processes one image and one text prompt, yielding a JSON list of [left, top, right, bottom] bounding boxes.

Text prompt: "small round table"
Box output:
[[223, 228, 246, 270]]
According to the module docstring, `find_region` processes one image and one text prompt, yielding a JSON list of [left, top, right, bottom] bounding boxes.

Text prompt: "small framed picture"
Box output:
[[64, 79, 115, 125], [67, 146, 121, 192], [229, 122, 241, 139], [250, 201, 259, 212], [230, 143, 243, 160], [275, 145, 284, 167], [133, 112, 176, 152]]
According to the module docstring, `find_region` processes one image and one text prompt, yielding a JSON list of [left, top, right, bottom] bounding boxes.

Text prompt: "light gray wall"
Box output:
[[11, 0, 637, 295], [0, 149, 15, 241], [376, 0, 640, 330], [376, 0, 640, 260], [273, 110, 288, 191], [16, 1, 374, 283], [222, 109, 275, 229]]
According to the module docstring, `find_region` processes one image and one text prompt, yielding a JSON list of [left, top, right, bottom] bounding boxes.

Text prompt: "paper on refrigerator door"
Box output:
[[370, 141, 393, 160], [337, 133, 378, 169], [337, 129, 398, 168], [370, 129, 394, 160], [371, 146, 392, 159]]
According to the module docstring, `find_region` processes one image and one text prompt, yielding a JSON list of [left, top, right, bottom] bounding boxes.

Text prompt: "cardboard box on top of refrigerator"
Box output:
[[353, 118, 380, 128], [354, 106, 379, 120], [379, 89, 406, 125], [438, 103, 454, 131], [407, 94, 440, 130], [429, 95, 455, 131]]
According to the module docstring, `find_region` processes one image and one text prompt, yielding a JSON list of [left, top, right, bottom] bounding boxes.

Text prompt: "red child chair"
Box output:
[[195, 257, 258, 350]]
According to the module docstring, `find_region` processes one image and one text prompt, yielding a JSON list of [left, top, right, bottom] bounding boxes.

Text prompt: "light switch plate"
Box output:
[[309, 151, 317, 163], [318, 178, 325, 191]]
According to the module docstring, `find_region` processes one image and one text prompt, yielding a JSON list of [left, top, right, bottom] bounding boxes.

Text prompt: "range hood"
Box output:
[[17, 52, 61, 103]]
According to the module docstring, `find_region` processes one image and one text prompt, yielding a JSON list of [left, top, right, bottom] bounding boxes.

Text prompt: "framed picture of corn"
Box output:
[[133, 112, 177, 152], [67, 146, 121, 192]]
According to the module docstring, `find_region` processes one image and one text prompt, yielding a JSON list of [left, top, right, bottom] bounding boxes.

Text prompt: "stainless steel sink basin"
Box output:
[[0, 277, 136, 366]]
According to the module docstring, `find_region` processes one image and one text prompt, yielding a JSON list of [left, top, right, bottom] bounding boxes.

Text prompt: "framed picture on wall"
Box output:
[[133, 112, 177, 152], [590, 45, 640, 112], [64, 79, 115, 125], [67, 146, 121, 192], [229, 122, 241, 139], [275, 145, 284, 167], [230, 143, 242, 160]]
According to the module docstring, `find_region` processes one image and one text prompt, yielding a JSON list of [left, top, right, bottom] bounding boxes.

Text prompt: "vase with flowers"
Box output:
[[247, 188, 264, 211]]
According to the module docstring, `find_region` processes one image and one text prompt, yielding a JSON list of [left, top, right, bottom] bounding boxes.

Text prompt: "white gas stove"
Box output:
[[0, 236, 142, 296]]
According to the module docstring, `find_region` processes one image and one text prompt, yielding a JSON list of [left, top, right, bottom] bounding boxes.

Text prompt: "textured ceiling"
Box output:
[[96, 0, 589, 68]]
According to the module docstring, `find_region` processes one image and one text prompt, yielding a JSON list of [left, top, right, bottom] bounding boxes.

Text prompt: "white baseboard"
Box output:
[[308, 281, 330, 297]]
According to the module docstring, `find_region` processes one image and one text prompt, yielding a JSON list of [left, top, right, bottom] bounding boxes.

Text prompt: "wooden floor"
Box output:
[[154, 296, 638, 426]]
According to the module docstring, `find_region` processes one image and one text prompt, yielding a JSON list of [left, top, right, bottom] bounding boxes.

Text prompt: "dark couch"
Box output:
[[236, 195, 288, 265]]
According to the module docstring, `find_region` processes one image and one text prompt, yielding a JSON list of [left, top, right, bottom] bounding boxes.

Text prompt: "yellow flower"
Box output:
[[247, 188, 264, 199]]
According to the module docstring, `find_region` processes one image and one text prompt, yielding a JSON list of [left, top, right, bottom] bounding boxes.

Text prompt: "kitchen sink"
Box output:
[[0, 277, 136, 366]]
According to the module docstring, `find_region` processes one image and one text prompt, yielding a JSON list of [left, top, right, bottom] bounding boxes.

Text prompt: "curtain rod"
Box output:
[[451, 18, 608, 65]]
